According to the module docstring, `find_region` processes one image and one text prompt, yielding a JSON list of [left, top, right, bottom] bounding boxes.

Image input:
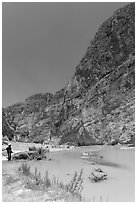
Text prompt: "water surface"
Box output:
[[28, 146, 135, 202]]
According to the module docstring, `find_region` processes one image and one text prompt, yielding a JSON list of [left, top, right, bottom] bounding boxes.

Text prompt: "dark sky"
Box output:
[[2, 2, 128, 107]]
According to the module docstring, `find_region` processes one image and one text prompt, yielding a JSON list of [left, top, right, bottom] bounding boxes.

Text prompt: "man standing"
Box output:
[[6, 143, 13, 161]]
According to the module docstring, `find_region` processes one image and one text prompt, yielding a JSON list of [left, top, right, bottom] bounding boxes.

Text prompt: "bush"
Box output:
[[89, 168, 107, 182], [18, 164, 83, 200], [29, 146, 48, 155], [43, 170, 52, 188], [18, 163, 30, 175], [28, 146, 37, 151], [95, 168, 104, 173], [66, 169, 83, 200], [24, 167, 52, 190], [29, 147, 47, 160]]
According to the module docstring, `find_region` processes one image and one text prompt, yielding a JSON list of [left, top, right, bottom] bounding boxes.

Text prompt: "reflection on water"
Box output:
[[29, 146, 135, 202], [81, 150, 122, 168]]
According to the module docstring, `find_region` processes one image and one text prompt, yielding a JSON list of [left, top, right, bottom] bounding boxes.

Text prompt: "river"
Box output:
[[27, 145, 135, 202]]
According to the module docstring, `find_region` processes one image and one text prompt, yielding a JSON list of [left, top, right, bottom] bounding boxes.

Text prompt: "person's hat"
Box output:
[[8, 143, 11, 146]]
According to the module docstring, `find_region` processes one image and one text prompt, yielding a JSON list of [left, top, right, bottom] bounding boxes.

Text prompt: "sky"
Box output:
[[2, 2, 129, 108]]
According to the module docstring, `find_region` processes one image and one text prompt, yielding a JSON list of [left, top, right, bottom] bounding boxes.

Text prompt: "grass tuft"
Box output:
[[66, 169, 83, 200], [18, 163, 30, 175], [18, 164, 83, 200]]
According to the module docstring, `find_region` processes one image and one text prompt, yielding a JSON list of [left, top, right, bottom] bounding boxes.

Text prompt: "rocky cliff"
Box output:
[[3, 3, 135, 145], [2, 108, 15, 140]]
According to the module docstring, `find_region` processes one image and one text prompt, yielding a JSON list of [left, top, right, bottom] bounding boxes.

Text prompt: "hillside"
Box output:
[[3, 3, 135, 146]]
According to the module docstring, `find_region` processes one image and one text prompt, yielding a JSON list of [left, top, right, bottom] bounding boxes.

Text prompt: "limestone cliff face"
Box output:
[[2, 108, 15, 140], [3, 3, 135, 145]]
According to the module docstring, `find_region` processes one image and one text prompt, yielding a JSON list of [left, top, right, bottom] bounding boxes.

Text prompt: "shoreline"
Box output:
[[2, 141, 134, 161]]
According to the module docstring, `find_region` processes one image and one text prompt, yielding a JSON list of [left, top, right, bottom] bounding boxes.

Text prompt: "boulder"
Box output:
[[2, 135, 9, 145], [12, 147, 48, 160], [12, 151, 30, 160], [89, 171, 107, 182]]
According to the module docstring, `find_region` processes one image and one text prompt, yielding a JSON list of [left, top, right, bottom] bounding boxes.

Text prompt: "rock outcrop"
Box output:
[[3, 3, 135, 146], [2, 108, 15, 140]]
